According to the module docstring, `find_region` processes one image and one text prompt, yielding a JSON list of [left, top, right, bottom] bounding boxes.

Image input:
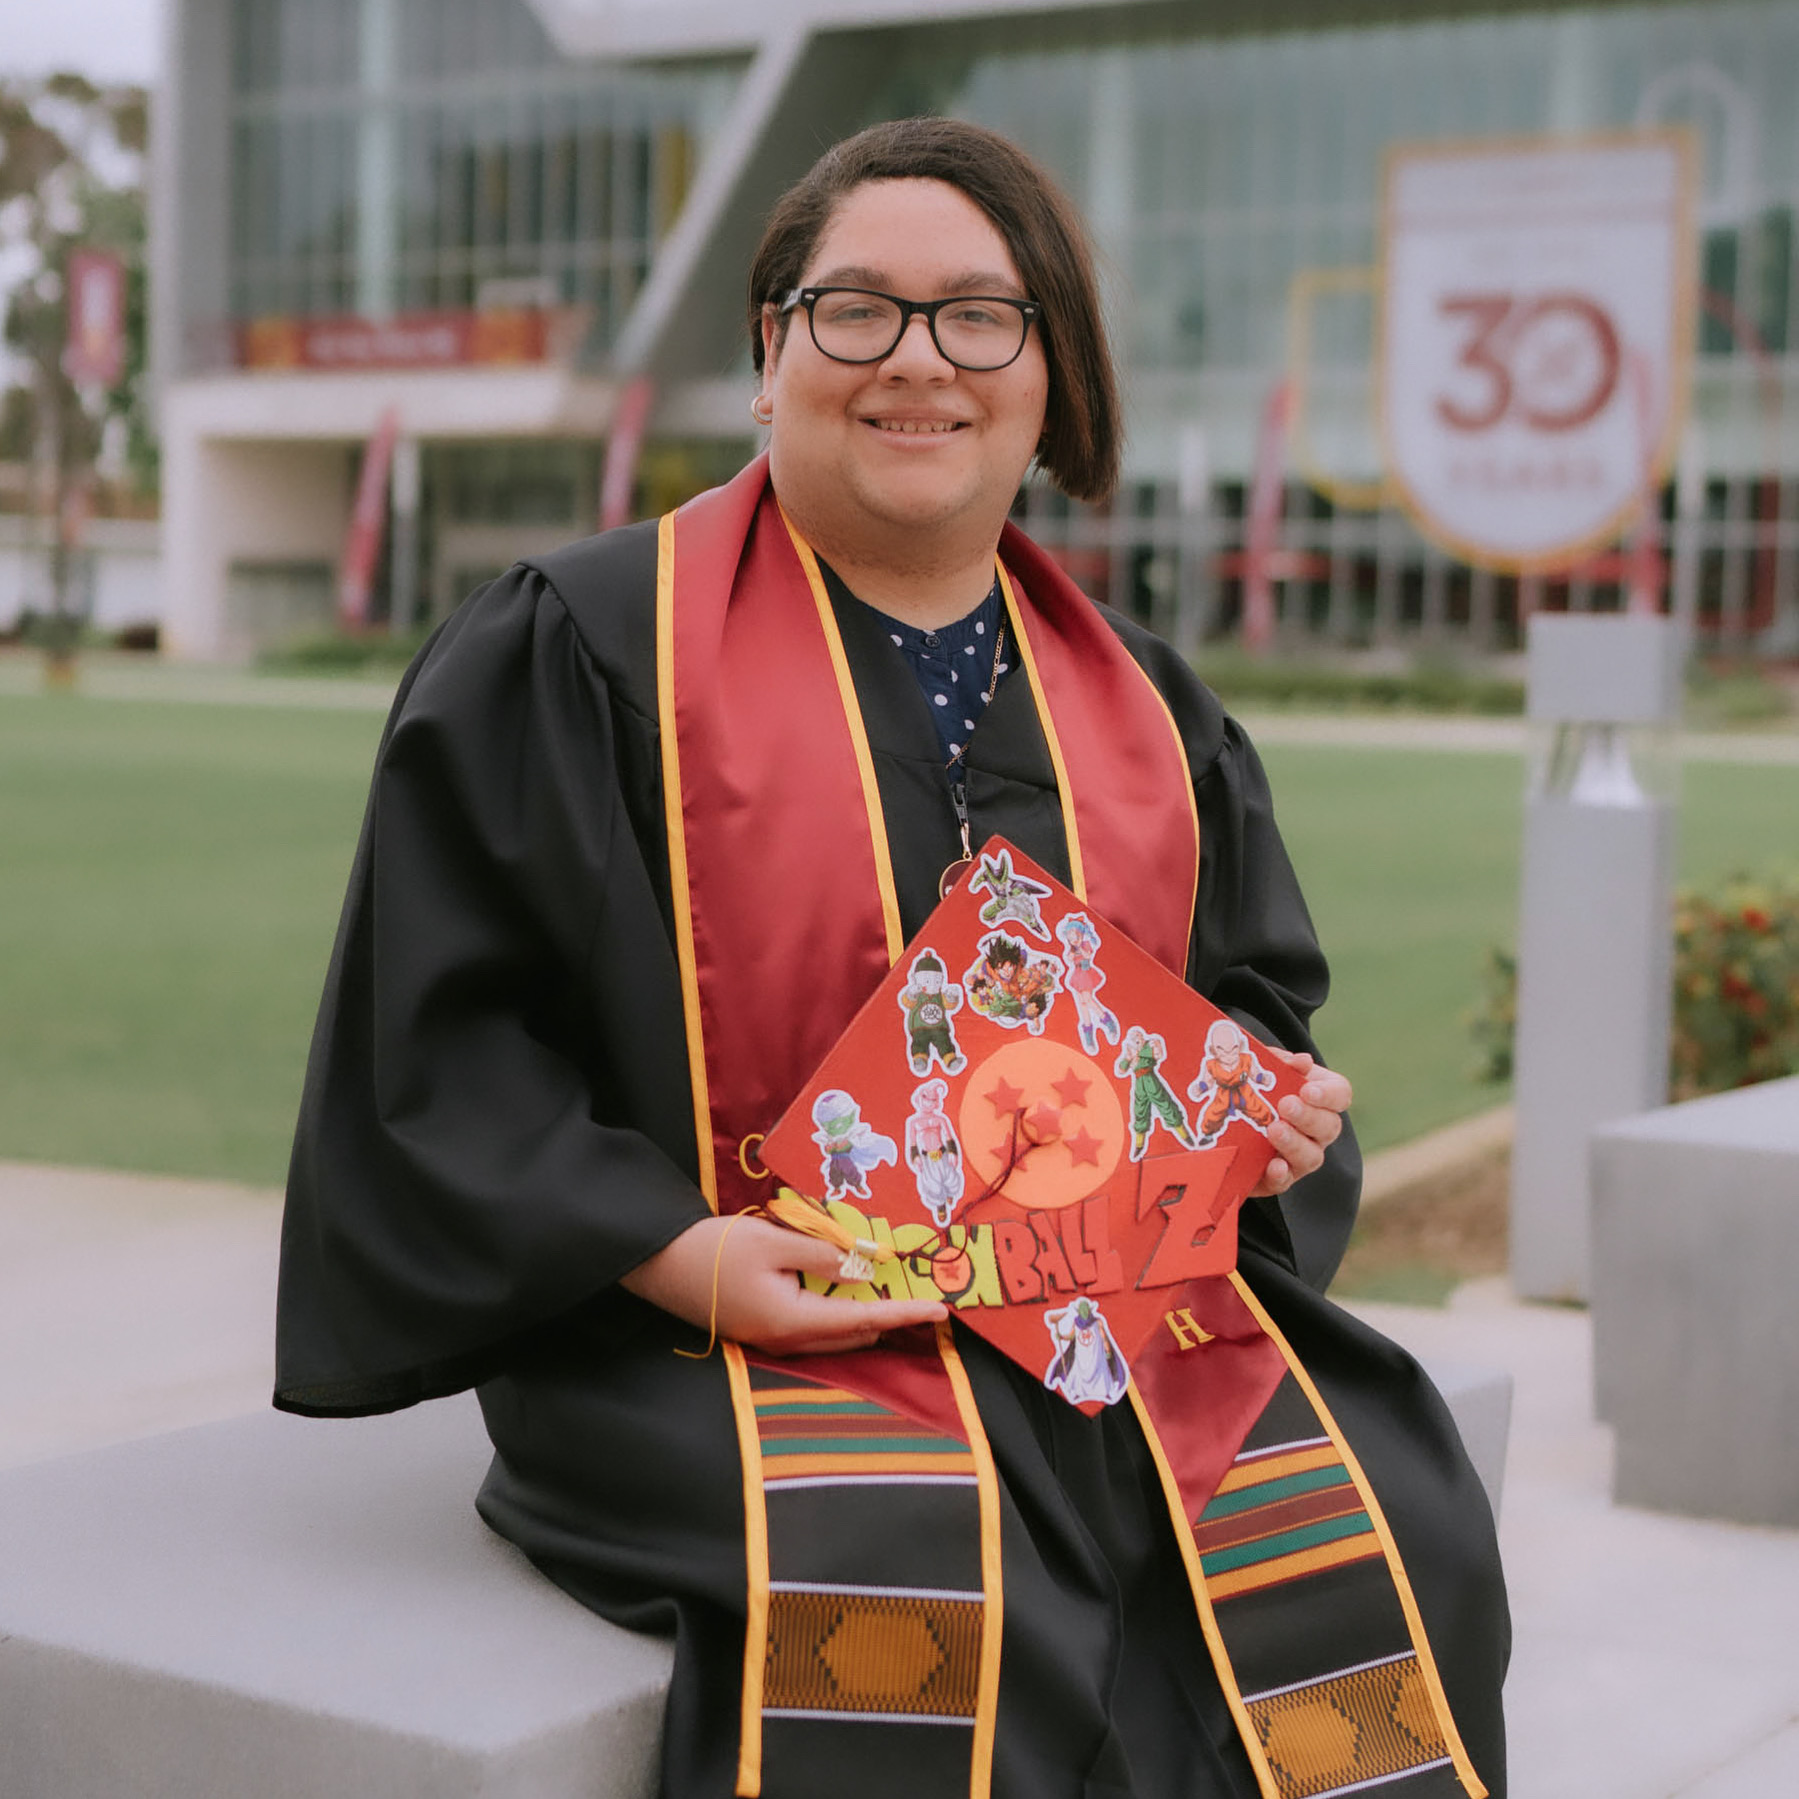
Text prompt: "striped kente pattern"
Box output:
[[765, 1586, 982, 1719], [750, 1366, 984, 1743], [1183, 1367, 1475, 1797], [1197, 1436, 1381, 1602], [753, 1382, 977, 1484], [1245, 1654, 1454, 1799]]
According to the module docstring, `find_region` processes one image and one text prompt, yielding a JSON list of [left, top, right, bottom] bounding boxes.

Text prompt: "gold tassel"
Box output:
[[767, 1187, 896, 1282], [673, 1189, 899, 1362]]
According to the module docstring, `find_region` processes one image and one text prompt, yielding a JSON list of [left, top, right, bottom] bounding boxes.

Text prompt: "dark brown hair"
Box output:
[[746, 118, 1121, 503]]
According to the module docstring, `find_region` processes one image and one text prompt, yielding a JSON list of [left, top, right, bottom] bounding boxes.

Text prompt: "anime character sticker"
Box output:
[[964, 932, 1060, 1034], [905, 1078, 966, 1227], [1055, 911, 1120, 1055], [1114, 1026, 1198, 1160], [811, 1089, 898, 1202], [897, 948, 966, 1076], [969, 849, 1052, 940], [1043, 1297, 1130, 1406], [1186, 1018, 1280, 1146]]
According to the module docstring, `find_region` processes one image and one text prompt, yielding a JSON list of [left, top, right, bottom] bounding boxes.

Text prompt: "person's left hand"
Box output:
[[1250, 1046, 1352, 1198]]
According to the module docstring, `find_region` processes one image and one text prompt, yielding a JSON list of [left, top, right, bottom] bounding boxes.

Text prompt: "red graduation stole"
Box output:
[[655, 455, 1484, 1799]]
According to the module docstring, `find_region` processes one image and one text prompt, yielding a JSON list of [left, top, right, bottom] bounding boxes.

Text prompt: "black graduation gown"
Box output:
[[276, 520, 1509, 1799]]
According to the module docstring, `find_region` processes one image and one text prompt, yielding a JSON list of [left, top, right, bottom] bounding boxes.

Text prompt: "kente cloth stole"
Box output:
[[655, 455, 1484, 1799]]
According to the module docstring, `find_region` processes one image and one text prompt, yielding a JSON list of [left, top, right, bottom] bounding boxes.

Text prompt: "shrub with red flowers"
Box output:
[[1470, 875, 1799, 1100], [1668, 877, 1799, 1101]]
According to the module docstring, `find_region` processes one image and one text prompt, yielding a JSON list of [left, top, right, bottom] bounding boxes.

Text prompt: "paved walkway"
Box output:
[[3, 1157, 1797, 1795], [0, 1161, 280, 1472], [1238, 710, 1799, 766], [1355, 1282, 1799, 1799]]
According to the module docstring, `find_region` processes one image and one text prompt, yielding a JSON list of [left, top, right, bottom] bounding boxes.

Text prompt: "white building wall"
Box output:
[[157, 366, 622, 660], [89, 521, 165, 632], [160, 425, 352, 661], [0, 517, 163, 636]]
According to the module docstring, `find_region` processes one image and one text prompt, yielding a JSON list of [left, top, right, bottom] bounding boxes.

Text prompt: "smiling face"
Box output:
[[760, 177, 1049, 579]]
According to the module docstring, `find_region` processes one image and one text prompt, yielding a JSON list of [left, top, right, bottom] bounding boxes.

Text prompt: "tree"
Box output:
[[0, 72, 151, 670]]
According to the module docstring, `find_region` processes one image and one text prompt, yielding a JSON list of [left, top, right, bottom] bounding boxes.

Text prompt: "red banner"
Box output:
[[64, 250, 127, 388], [240, 308, 561, 372]]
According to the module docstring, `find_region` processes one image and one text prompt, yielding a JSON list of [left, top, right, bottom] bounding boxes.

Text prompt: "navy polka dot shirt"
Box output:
[[865, 578, 1012, 767]]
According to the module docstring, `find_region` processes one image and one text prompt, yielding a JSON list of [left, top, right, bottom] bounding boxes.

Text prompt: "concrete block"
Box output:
[[0, 1353, 1508, 1798], [1420, 1358, 1512, 1520], [0, 1395, 674, 1799], [1525, 612, 1682, 724], [1510, 793, 1674, 1302], [1591, 1076, 1799, 1526], [1674, 1719, 1799, 1799]]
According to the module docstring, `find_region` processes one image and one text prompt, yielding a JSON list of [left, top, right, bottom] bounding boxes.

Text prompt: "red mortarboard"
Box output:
[[758, 840, 1305, 1413]]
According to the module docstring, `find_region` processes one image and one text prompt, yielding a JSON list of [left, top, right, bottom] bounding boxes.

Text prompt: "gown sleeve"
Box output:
[[1192, 715, 1362, 1293], [1110, 617, 1361, 1293], [274, 555, 712, 1417]]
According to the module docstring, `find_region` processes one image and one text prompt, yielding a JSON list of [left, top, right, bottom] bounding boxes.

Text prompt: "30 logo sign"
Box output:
[[1380, 135, 1695, 572]]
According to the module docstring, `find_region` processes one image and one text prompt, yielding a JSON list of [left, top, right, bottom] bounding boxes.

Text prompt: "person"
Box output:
[[276, 118, 1507, 1799]]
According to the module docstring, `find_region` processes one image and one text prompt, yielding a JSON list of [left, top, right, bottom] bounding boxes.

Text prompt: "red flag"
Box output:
[[597, 376, 655, 532], [63, 250, 126, 388], [1241, 380, 1291, 654], [338, 407, 400, 631]]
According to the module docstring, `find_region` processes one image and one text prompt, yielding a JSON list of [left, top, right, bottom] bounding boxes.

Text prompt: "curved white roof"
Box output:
[[528, 0, 1137, 60]]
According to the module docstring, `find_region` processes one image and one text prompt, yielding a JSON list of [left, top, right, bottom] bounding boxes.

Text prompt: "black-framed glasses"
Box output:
[[780, 286, 1041, 371]]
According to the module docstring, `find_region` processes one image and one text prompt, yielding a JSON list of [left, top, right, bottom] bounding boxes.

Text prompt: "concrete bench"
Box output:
[[0, 1360, 1510, 1799], [1592, 1075, 1799, 1526], [0, 1397, 672, 1799]]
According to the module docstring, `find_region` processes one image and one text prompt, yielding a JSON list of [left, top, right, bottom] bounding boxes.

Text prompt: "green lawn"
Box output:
[[1259, 747, 1522, 1154], [1, 692, 1794, 1183], [0, 696, 385, 1185], [1263, 746, 1799, 1152]]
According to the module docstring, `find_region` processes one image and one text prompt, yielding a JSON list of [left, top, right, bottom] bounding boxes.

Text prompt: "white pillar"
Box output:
[[1510, 614, 1682, 1302], [1174, 423, 1212, 662], [356, 0, 398, 322], [1670, 422, 1706, 647], [1544, 14, 1598, 135], [1086, 50, 1134, 338]]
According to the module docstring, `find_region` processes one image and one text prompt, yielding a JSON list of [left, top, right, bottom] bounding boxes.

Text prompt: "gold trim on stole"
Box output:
[[654, 508, 719, 1215], [727, 1342, 770, 1796], [937, 1319, 1006, 1799], [779, 507, 906, 964], [998, 560, 1201, 954], [997, 563, 1086, 904], [654, 508, 772, 1793], [1127, 1383, 1283, 1799], [1126, 1288, 1488, 1799], [1227, 1271, 1487, 1799]]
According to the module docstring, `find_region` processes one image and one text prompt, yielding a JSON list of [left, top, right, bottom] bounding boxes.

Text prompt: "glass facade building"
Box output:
[[879, 2, 1799, 651], [157, 0, 1799, 658], [225, 0, 742, 344]]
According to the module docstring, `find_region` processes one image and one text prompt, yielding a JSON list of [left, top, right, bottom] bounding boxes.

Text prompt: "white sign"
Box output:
[[1380, 134, 1695, 571]]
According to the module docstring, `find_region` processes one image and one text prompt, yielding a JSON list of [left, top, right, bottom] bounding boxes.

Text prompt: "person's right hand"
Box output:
[[620, 1214, 947, 1355]]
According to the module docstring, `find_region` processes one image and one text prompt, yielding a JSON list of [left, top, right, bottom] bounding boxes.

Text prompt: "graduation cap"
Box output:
[[758, 840, 1306, 1414]]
